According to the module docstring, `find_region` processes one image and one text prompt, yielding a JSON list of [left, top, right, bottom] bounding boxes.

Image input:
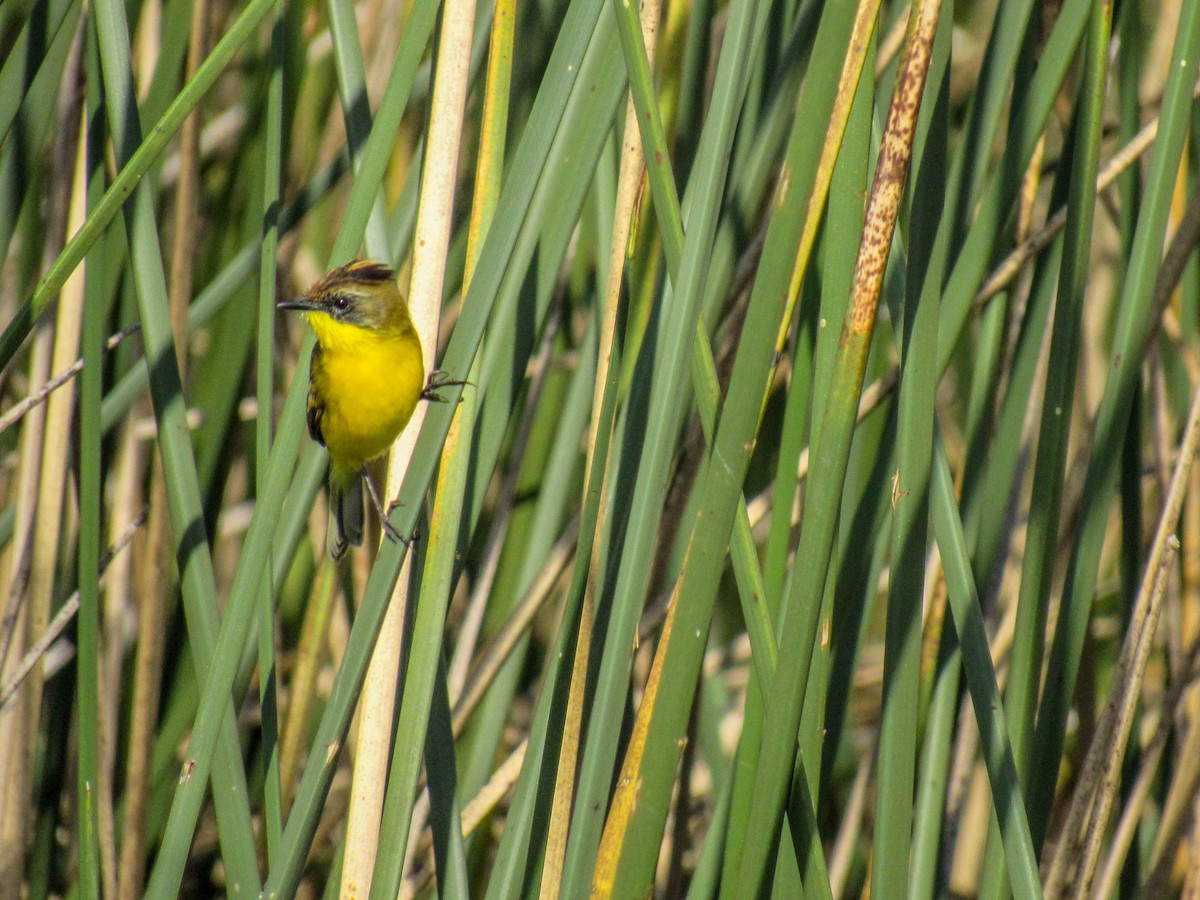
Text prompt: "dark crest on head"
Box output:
[[309, 260, 397, 298]]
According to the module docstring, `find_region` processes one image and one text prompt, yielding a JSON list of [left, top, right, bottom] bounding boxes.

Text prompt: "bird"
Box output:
[[279, 259, 461, 559]]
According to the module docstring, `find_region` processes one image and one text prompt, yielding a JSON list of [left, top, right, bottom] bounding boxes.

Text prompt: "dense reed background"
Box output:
[[2, 0, 1200, 895]]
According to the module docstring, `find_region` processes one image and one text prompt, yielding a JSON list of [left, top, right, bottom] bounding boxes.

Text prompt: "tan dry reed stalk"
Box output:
[[0, 51, 87, 892], [445, 307, 563, 706], [337, 0, 481, 889], [450, 516, 578, 735], [1046, 376, 1200, 896], [97, 415, 136, 900], [838, 80, 1200, 486], [119, 4, 212, 872], [0, 507, 148, 709], [541, 0, 664, 891]]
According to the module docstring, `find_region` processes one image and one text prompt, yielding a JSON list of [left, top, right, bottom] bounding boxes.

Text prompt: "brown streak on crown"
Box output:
[[308, 260, 397, 297]]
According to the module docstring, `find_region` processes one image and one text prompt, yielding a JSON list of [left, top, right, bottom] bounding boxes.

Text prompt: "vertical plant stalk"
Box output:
[[167, 0, 209, 374], [122, 1, 211, 891], [599, 0, 879, 891], [975, 5, 1111, 898], [119, 455, 171, 900], [1001, 0, 1109, 792], [0, 0, 279, 375], [1093, 714, 1169, 899], [1046, 335, 1200, 900], [777, 0, 883, 358], [737, 0, 941, 892], [1, 47, 86, 890], [0, 157, 50, 900], [439, 324, 558, 706], [443, 307, 563, 717], [1050, 544, 1176, 900], [1028, 2, 1200, 851], [334, 1, 420, 889], [99, 403, 139, 900], [279, 558, 338, 815], [872, 13, 947, 895], [1145, 709, 1200, 893], [74, 95, 104, 900], [366, 4, 488, 896], [541, 1, 661, 896], [380, 0, 512, 889], [338, 0, 479, 890], [94, 0, 263, 885], [255, 0, 287, 866], [561, 0, 775, 880], [748, 10, 880, 738], [398, 0, 516, 884], [335, 199, 407, 900], [395, 312, 566, 889], [540, 508, 592, 898], [267, 1, 610, 891], [928, 431, 1041, 897]]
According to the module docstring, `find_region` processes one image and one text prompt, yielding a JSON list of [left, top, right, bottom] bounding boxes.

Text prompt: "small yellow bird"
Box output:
[[279, 260, 459, 559]]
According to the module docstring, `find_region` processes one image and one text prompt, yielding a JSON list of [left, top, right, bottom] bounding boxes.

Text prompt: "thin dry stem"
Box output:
[[829, 749, 874, 897], [279, 561, 339, 816], [97, 408, 140, 900], [446, 308, 562, 705], [2, 54, 86, 890], [1146, 698, 1200, 893], [545, 0, 663, 893], [339, 0, 480, 888], [120, 2, 212, 871], [0, 508, 147, 709], [1049, 372, 1200, 896], [403, 739, 529, 897], [450, 516, 578, 736], [0, 314, 53, 897], [118, 451, 171, 900]]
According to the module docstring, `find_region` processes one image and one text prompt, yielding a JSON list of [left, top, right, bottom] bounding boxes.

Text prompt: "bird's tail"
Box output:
[[328, 465, 364, 560]]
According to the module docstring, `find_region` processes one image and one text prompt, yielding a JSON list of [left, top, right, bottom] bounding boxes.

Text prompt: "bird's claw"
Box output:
[[381, 503, 421, 545], [422, 369, 471, 403], [380, 517, 409, 546]]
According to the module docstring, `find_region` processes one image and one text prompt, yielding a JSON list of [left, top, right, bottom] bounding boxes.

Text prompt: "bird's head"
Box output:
[[279, 260, 411, 335]]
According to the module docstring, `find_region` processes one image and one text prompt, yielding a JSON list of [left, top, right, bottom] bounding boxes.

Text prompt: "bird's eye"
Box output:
[[331, 295, 351, 312]]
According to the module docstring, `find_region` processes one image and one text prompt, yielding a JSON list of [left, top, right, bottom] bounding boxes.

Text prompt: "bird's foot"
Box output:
[[422, 370, 471, 403], [379, 516, 411, 546], [363, 471, 412, 546]]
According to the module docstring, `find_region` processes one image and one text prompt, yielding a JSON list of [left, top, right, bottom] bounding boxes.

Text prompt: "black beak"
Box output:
[[278, 297, 318, 312]]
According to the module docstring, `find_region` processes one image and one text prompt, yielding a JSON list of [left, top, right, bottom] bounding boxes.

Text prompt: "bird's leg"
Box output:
[[422, 369, 471, 403], [362, 469, 408, 545], [382, 498, 423, 543]]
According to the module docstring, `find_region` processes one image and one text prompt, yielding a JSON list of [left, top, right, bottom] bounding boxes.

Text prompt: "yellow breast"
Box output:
[[308, 314, 425, 471]]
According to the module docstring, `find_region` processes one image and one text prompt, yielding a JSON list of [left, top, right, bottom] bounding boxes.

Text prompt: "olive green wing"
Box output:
[[306, 344, 326, 446]]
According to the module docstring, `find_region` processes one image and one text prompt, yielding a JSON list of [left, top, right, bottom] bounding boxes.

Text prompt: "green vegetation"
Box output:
[[2, 0, 1200, 896]]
